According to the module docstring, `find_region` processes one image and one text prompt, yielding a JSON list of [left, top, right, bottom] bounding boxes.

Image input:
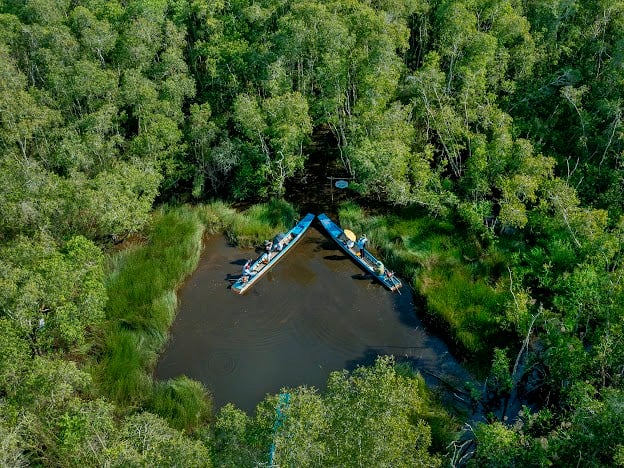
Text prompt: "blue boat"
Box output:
[[317, 213, 402, 292], [231, 213, 315, 294]]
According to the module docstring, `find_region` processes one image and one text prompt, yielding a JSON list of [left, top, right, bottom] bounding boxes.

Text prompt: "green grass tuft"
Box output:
[[196, 200, 237, 234], [225, 200, 297, 247], [150, 376, 212, 433], [96, 327, 155, 404]]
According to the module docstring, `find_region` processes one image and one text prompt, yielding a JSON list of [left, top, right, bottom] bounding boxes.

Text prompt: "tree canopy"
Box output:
[[1, 0, 624, 465]]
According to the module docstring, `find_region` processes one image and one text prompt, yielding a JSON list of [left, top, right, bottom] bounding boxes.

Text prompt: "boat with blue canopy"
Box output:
[[317, 213, 402, 292], [231, 213, 315, 294]]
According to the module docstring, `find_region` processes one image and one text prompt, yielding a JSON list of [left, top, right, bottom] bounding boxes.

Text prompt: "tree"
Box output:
[[233, 91, 312, 197], [322, 356, 439, 467], [214, 356, 440, 467], [511, 0, 624, 215], [0, 44, 61, 161], [115, 412, 211, 466], [0, 234, 106, 353]]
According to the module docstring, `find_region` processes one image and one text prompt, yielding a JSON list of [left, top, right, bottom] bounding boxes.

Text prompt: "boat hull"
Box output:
[[231, 213, 315, 294], [317, 213, 402, 292]]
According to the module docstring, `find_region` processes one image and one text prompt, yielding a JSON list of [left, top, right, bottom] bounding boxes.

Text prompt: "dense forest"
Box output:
[[1, 0, 623, 465]]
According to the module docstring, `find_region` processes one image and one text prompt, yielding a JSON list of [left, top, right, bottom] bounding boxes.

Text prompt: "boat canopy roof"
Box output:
[[273, 232, 286, 244]]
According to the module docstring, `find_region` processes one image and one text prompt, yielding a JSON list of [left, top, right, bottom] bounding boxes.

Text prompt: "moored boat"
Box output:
[[317, 213, 402, 292], [231, 213, 315, 294]]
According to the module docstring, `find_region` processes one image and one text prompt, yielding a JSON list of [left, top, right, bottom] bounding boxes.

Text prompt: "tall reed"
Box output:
[[94, 205, 210, 424], [151, 376, 212, 433]]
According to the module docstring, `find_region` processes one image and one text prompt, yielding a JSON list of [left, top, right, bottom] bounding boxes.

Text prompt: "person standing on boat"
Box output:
[[272, 233, 286, 252], [242, 259, 253, 282], [262, 239, 273, 263], [357, 234, 367, 258]]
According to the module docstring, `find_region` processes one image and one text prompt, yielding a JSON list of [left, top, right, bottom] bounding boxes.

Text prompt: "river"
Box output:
[[155, 226, 475, 413]]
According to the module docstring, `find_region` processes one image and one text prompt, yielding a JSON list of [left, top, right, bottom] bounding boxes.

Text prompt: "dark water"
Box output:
[[156, 227, 475, 413]]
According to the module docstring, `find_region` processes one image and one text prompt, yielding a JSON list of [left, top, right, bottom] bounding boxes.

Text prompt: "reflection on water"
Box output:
[[155, 227, 474, 413]]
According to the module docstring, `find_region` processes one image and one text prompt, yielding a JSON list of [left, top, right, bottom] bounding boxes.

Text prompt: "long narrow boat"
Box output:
[[317, 213, 402, 292], [231, 213, 315, 294]]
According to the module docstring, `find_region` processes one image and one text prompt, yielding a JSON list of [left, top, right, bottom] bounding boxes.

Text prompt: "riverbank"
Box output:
[[93, 205, 211, 432], [337, 202, 515, 367], [91, 201, 302, 432]]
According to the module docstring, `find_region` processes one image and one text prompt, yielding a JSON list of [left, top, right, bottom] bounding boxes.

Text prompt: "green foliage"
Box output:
[[150, 376, 212, 434], [0, 0, 194, 242], [472, 388, 624, 467], [0, 405, 26, 468], [214, 356, 441, 467], [186, 0, 437, 203], [95, 206, 206, 408], [76, 159, 162, 239], [0, 319, 30, 396], [225, 199, 297, 247], [0, 234, 106, 353], [0, 357, 211, 466], [213, 403, 265, 467], [196, 201, 238, 235], [511, 0, 624, 216], [470, 421, 542, 467], [488, 348, 513, 396], [266, 388, 327, 466], [117, 411, 211, 467], [105, 207, 203, 326], [233, 91, 312, 197], [322, 356, 438, 467]]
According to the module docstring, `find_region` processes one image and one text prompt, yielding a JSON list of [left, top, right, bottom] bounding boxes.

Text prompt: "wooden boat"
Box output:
[[231, 213, 315, 294], [317, 213, 402, 292]]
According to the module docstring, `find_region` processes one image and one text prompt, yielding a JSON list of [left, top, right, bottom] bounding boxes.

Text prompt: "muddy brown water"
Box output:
[[156, 226, 476, 413]]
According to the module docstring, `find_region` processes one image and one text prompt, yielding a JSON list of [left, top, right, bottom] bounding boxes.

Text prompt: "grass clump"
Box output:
[[150, 376, 212, 434], [197, 200, 238, 235], [225, 199, 297, 247], [421, 267, 503, 356], [104, 207, 203, 332], [97, 327, 155, 403]]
